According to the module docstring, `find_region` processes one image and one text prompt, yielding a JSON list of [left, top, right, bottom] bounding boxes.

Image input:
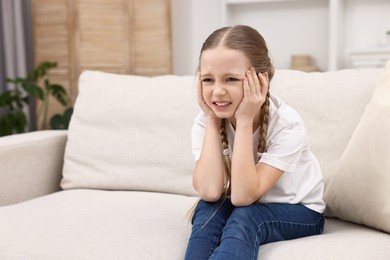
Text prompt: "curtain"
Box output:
[[0, 0, 35, 131]]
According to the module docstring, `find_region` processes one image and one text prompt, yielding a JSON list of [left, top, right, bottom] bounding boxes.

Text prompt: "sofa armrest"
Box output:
[[0, 130, 67, 206]]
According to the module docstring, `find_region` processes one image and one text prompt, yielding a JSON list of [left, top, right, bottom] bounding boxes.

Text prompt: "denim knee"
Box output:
[[211, 207, 259, 260], [185, 198, 235, 260], [214, 203, 325, 260], [192, 198, 234, 226], [220, 207, 258, 246]]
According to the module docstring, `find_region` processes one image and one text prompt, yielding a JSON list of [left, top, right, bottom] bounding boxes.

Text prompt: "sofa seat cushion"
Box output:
[[261, 218, 390, 259], [0, 190, 197, 260], [1, 190, 389, 260]]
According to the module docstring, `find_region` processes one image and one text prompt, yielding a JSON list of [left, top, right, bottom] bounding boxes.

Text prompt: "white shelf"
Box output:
[[349, 47, 390, 55], [348, 47, 390, 68]]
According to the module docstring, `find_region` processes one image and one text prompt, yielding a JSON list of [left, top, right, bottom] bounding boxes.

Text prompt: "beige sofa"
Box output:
[[1, 64, 390, 259]]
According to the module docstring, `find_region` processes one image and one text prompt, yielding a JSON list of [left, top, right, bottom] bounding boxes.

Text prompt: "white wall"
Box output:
[[171, 0, 221, 75], [171, 0, 390, 75], [171, 0, 193, 75], [344, 0, 390, 50]]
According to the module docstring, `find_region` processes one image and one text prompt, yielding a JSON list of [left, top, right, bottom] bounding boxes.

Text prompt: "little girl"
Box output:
[[185, 25, 325, 260]]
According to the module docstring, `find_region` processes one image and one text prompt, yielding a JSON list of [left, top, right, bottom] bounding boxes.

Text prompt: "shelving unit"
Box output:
[[219, 0, 343, 70]]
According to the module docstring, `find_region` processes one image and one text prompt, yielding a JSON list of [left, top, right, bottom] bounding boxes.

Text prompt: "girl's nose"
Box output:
[[214, 83, 227, 96]]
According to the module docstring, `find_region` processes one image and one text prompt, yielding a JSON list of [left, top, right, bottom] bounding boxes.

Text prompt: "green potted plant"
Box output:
[[0, 61, 73, 137]]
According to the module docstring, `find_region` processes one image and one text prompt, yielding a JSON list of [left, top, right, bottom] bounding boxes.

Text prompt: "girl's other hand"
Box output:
[[197, 73, 221, 125], [234, 68, 268, 125]]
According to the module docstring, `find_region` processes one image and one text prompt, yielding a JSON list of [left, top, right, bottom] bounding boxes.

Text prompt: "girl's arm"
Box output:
[[193, 118, 225, 202], [231, 121, 283, 206], [192, 75, 225, 202], [231, 68, 283, 206]]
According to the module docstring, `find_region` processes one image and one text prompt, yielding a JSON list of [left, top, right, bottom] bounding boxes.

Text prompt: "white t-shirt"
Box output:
[[191, 95, 325, 213]]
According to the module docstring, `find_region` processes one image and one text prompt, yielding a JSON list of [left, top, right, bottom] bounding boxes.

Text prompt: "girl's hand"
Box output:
[[197, 73, 221, 124], [234, 67, 269, 125]]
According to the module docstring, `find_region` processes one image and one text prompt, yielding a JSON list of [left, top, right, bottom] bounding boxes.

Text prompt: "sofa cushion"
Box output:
[[324, 61, 390, 233], [261, 218, 390, 259], [61, 71, 199, 196], [0, 190, 198, 260], [270, 68, 383, 187], [0, 190, 389, 260]]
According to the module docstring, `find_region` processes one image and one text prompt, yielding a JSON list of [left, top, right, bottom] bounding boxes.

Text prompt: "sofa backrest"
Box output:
[[271, 69, 383, 187], [61, 69, 383, 196]]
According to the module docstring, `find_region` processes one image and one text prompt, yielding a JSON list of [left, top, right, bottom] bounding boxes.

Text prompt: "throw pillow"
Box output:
[[324, 60, 390, 233], [61, 71, 198, 196]]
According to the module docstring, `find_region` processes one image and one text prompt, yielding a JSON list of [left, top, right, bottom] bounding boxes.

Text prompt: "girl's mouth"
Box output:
[[213, 101, 232, 110]]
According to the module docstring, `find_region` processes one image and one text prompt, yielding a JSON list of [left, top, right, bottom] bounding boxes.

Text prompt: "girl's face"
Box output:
[[200, 46, 251, 122]]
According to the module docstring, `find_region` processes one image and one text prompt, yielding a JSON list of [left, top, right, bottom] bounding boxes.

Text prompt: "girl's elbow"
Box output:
[[199, 190, 223, 202], [194, 184, 223, 202], [231, 196, 250, 207], [193, 180, 223, 202], [231, 193, 259, 207]]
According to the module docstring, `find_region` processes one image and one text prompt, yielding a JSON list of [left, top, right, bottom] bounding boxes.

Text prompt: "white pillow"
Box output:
[[271, 69, 383, 187], [324, 61, 390, 233], [61, 71, 198, 196]]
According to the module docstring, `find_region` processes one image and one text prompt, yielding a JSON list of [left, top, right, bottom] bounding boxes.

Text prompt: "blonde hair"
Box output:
[[188, 25, 273, 221]]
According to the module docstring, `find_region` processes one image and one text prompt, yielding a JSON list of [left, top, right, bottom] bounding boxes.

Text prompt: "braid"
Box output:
[[258, 91, 270, 157], [219, 119, 231, 195]]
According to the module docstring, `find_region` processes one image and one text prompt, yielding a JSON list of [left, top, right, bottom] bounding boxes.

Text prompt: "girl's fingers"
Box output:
[[243, 76, 250, 97], [258, 72, 269, 97], [251, 68, 261, 97], [246, 69, 256, 96], [249, 68, 263, 97]]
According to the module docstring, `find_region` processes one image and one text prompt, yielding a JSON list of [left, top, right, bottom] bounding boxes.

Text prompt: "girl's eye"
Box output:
[[202, 78, 213, 83], [227, 77, 239, 82]]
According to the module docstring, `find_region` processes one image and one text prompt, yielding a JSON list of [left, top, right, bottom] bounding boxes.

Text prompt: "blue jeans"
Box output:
[[185, 198, 324, 260]]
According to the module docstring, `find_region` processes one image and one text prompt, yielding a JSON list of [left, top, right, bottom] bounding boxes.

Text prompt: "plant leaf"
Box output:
[[22, 80, 37, 97], [0, 91, 13, 106], [13, 110, 27, 133], [6, 77, 25, 85], [0, 110, 27, 136], [63, 107, 73, 128], [45, 79, 50, 91], [34, 86, 45, 100], [50, 114, 63, 129], [29, 61, 57, 81], [50, 84, 69, 106], [49, 107, 73, 129]]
